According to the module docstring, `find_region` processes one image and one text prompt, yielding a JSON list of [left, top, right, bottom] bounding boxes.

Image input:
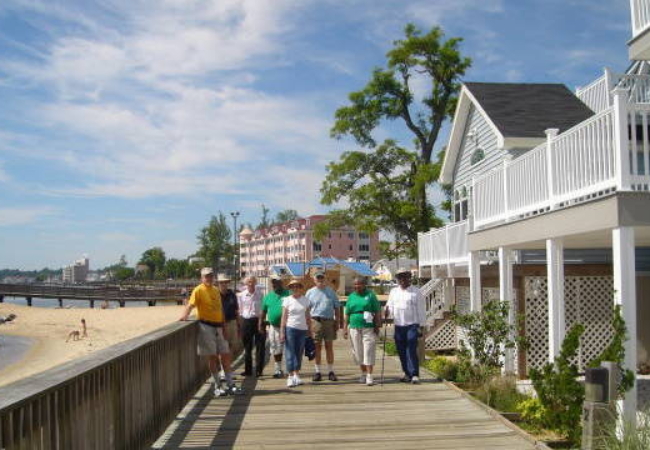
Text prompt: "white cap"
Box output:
[[200, 267, 214, 276], [395, 267, 411, 276]]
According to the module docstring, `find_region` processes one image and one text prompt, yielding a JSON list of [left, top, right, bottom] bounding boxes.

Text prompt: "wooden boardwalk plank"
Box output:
[[152, 340, 537, 450]]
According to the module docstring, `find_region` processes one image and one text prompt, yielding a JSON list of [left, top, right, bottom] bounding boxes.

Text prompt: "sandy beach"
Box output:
[[0, 303, 185, 387]]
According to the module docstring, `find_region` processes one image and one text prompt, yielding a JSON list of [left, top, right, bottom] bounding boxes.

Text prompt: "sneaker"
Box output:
[[240, 371, 252, 377], [312, 372, 322, 382], [399, 376, 411, 383], [286, 376, 295, 388], [366, 375, 374, 386], [214, 384, 228, 397], [411, 376, 420, 385], [294, 375, 304, 386], [359, 374, 367, 384], [273, 369, 284, 379], [227, 384, 244, 395], [328, 371, 338, 381]]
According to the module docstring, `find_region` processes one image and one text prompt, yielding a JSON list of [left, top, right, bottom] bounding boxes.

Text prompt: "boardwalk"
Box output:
[[153, 340, 538, 450]]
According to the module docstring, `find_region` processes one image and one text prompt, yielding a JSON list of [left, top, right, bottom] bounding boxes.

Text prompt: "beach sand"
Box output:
[[0, 303, 185, 387]]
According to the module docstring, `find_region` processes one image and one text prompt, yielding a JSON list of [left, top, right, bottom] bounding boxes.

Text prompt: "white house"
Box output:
[[418, 0, 650, 422]]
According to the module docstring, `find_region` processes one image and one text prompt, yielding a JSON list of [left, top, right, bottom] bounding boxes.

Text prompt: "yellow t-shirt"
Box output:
[[189, 283, 224, 323]]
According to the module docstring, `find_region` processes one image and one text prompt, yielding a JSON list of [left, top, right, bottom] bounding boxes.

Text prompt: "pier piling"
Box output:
[[0, 295, 3, 303], [89, 299, 95, 308], [26, 297, 32, 307], [58, 298, 63, 308]]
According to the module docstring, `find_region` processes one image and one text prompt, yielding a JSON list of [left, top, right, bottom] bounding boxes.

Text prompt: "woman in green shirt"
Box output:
[[343, 277, 382, 386]]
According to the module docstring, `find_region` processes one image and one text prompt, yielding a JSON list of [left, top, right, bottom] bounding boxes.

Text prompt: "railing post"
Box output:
[[445, 225, 452, 276], [470, 177, 476, 231], [545, 128, 559, 209], [613, 87, 631, 190], [604, 67, 614, 106], [502, 160, 509, 221]]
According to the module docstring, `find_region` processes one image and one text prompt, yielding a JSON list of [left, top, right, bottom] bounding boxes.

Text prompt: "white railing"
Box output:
[[576, 71, 613, 113], [420, 278, 446, 323], [631, 0, 650, 37], [417, 220, 469, 267], [473, 89, 650, 229]]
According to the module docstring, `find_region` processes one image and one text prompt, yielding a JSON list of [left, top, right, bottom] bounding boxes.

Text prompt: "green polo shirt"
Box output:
[[345, 289, 380, 329], [262, 289, 290, 327]]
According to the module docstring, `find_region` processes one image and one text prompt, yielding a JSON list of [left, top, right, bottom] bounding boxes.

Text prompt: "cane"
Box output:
[[380, 320, 387, 387]]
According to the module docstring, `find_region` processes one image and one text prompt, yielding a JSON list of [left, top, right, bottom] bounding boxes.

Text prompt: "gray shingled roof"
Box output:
[[464, 82, 594, 138]]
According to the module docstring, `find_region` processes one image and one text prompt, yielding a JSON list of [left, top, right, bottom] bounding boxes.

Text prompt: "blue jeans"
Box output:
[[394, 324, 419, 378], [284, 327, 306, 372]]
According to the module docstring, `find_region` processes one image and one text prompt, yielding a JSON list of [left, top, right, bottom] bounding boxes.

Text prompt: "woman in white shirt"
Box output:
[[280, 278, 313, 387]]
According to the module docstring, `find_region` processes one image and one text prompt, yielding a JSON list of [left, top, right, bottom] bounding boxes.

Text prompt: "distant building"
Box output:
[[239, 215, 380, 277], [62, 256, 89, 283]]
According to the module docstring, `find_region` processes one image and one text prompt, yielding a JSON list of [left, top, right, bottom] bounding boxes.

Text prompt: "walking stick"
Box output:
[[380, 320, 387, 387]]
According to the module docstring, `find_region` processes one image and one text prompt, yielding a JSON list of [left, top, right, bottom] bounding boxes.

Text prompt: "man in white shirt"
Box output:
[[385, 268, 425, 384], [237, 276, 265, 377]]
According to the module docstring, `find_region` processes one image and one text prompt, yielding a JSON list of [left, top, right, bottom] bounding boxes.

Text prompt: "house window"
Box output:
[[454, 186, 469, 222], [359, 244, 369, 252], [313, 242, 322, 252], [359, 232, 369, 239], [470, 148, 485, 165], [348, 232, 355, 239]]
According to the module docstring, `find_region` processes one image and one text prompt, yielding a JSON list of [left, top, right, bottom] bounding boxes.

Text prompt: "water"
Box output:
[[2, 296, 178, 309], [0, 334, 34, 371]]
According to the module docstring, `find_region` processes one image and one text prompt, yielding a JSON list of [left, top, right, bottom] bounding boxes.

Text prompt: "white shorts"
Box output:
[[349, 327, 377, 366], [197, 322, 230, 356], [268, 325, 283, 356]]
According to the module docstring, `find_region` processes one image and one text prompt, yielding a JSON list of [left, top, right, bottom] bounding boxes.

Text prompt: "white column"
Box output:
[[545, 128, 559, 210], [613, 87, 631, 190], [499, 247, 515, 373], [546, 238, 565, 362], [613, 226, 637, 424], [469, 251, 482, 312]]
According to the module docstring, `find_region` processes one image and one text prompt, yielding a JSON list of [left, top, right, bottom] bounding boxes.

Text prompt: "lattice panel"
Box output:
[[524, 275, 614, 372], [455, 285, 470, 314], [426, 320, 457, 351]]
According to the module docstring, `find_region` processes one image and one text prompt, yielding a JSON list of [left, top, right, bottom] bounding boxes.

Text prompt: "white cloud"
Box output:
[[0, 206, 57, 226]]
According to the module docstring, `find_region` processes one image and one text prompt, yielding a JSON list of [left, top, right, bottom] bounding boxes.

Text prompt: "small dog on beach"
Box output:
[[66, 330, 80, 342], [65, 318, 88, 342]]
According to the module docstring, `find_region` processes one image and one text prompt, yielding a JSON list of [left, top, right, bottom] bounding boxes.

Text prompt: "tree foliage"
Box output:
[[138, 247, 166, 277], [274, 209, 299, 224], [197, 213, 233, 274], [257, 204, 271, 230], [321, 24, 470, 255]]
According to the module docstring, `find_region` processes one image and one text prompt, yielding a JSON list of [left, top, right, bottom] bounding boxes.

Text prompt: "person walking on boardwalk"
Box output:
[[260, 274, 290, 378], [237, 276, 265, 377], [217, 274, 242, 359], [306, 270, 341, 382], [280, 278, 313, 387], [343, 277, 381, 386], [385, 268, 426, 384], [179, 268, 242, 396]]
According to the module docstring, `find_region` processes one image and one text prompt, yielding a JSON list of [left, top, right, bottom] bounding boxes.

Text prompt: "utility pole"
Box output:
[[230, 211, 240, 289]]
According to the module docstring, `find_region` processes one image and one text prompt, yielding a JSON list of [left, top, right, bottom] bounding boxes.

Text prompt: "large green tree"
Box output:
[[197, 213, 233, 275], [274, 209, 299, 224], [320, 24, 470, 256], [139, 247, 166, 278]]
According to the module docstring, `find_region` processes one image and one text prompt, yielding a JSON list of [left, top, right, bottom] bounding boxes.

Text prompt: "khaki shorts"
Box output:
[[224, 319, 242, 356], [312, 318, 337, 341], [349, 327, 377, 366], [197, 322, 230, 356]]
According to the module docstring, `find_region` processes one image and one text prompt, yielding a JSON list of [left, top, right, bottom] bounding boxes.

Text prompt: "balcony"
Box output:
[[630, 0, 650, 59], [418, 220, 469, 269]]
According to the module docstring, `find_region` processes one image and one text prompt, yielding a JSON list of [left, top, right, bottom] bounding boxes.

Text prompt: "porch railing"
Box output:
[[631, 0, 650, 38], [417, 220, 469, 267], [473, 89, 650, 229]]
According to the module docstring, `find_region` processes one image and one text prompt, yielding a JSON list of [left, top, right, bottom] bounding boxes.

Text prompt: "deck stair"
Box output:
[[420, 278, 458, 351]]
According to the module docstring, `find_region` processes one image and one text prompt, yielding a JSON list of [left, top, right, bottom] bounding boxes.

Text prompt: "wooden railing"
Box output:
[[0, 321, 206, 450], [631, 0, 650, 37], [0, 283, 183, 302]]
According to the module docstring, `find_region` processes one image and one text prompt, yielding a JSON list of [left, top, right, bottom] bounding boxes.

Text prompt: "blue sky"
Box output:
[[0, 0, 632, 270]]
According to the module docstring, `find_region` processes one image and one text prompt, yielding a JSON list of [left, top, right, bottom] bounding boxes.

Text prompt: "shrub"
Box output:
[[425, 357, 458, 381], [529, 323, 585, 445], [516, 397, 546, 431], [475, 375, 528, 412]]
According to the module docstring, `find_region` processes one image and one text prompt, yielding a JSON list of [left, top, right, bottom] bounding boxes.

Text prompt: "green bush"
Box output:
[[424, 357, 458, 381], [516, 397, 546, 431], [475, 375, 529, 412]]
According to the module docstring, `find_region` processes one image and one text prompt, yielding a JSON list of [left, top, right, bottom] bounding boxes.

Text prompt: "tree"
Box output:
[[114, 266, 135, 281], [257, 204, 271, 230], [163, 258, 191, 279], [320, 24, 471, 256], [139, 247, 166, 278], [274, 209, 299, 224], [197, 213, 233, 275], [118, 254, 128, 267]]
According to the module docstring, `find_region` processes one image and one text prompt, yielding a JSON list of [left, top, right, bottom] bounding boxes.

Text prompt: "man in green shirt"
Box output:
[[260, 275, 290, 378], [343, 277, 382, 386]]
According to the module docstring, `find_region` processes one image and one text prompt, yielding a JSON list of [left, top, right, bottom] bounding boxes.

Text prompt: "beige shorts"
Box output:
[[224, 319, 242, 356], [312, 318, 337, 341], [349, 327, 377, 366], [268, 325, 283, 356], [197, 322, 230, 356]]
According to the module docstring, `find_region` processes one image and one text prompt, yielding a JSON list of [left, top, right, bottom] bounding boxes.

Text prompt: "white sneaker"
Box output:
[[214, 384, 228, 397], [411, 376, 420, 384], [359, 374, 367, 384], [294, 375, 304, 385], [287, 376, 295, 388], [366, 375, 374, 386]]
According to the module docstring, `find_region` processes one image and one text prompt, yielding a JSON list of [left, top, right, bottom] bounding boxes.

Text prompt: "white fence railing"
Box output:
[[417, 220, 469, 267], [576, 69, 650, 113], [632, 0, 650, 37], [473, 89, 650, 229]]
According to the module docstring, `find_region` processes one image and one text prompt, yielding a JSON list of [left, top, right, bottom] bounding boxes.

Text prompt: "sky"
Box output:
[[0, 0, 633, 270]]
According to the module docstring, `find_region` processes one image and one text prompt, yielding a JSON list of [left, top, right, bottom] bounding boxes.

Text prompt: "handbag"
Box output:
[[304, 336, 316, 360]]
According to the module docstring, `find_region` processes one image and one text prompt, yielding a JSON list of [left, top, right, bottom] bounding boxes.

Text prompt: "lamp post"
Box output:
[[230, 211, 240, 289]]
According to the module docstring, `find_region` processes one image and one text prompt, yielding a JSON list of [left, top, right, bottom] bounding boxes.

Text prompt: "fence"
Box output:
[[417, 220, 469, 267], [632, 0, 650, 37], [0, 321, 206, 450]]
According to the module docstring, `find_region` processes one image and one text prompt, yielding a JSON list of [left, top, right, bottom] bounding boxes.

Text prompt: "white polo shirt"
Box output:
[[386, 285, 426, 327], [237, 289, 263, 319]]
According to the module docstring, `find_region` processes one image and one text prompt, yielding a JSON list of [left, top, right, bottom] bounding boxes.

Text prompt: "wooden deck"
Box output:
[[152, 340, 538, 450]]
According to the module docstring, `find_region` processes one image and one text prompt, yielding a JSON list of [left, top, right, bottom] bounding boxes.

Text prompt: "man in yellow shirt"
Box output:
[[180, 267, 242, 396]]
